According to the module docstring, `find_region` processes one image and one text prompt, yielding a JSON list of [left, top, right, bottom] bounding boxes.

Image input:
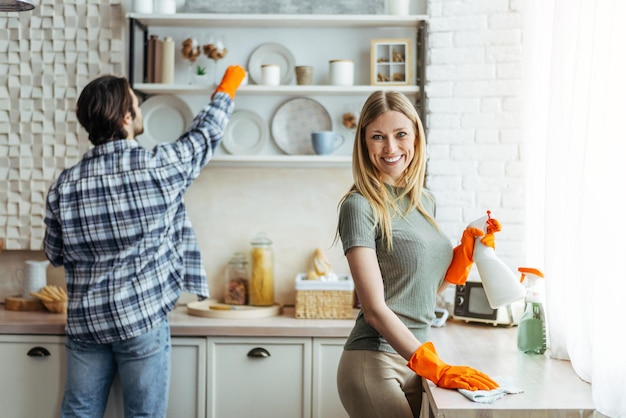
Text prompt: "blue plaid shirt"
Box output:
[[44, 92, 234, 344]]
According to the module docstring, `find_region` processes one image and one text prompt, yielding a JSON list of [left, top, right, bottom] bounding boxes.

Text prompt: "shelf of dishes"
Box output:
[[127, 13, 428, 28], [209, 154, 352, 168], [134, 84, 422, 96]]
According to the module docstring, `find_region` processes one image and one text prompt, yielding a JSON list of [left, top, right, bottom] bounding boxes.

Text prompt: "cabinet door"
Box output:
[[207, 337, 311, 418], [0, 335, 66, 418], [312, 338, 349, 418]]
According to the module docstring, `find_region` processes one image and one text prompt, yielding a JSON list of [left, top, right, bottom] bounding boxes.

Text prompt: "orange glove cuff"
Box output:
[[214, 65, 246, 99], [443, 227, 484, 285]]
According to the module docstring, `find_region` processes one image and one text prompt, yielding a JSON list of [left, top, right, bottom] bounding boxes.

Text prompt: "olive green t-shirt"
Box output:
[[338, 188, 453, 353]]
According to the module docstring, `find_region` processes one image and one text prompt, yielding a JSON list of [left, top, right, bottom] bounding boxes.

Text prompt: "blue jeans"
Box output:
[[61, 319, 171, 418]]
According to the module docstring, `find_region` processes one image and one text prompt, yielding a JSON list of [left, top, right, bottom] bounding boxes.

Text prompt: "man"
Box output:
[[43, 65, 246, 418]]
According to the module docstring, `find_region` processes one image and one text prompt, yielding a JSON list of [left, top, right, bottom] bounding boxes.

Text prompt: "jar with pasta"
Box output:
[[249, 232, 274, 306]]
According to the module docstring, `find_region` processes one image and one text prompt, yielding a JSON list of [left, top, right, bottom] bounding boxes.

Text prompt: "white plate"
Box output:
[[222, 110, 268, 155], [271, 98, 332, 155], [187, 300, 282, 319], [136, 95, 194, 150], [247, 43, 295, 85]]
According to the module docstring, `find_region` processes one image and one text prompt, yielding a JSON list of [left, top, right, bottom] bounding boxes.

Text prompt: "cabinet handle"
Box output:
[[247, 347, 271, 358], [27, 346, 51, 357]]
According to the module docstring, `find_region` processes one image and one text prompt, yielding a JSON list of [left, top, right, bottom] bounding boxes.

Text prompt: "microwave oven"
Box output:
[[453, 282, 524, 326]]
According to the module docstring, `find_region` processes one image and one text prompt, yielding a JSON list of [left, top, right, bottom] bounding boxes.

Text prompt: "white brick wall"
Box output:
[[426, 0, 525, 268]]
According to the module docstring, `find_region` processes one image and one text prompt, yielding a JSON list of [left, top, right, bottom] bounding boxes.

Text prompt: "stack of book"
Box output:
[[146, 35, 164, 83]]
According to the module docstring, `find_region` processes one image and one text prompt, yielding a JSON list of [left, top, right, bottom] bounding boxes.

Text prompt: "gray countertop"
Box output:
[[0, 305, 357, 338]]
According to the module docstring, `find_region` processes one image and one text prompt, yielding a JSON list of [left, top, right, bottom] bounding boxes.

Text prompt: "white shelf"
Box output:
[[134, 83, 421, 96], [127, 13, 428, 28], [210, 154, 351, 168]]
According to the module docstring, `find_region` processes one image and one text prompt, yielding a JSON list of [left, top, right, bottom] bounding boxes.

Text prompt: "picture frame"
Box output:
[[370, 38, 412, 86]]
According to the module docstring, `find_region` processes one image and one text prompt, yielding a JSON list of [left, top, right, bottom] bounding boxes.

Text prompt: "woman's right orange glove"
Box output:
[[443, 227, 484, 285], [408, 342, 499, 391]]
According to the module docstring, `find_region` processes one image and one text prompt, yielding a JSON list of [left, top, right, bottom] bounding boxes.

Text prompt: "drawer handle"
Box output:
[[27, 346, 51, 357], [247, 347, 271, 358]]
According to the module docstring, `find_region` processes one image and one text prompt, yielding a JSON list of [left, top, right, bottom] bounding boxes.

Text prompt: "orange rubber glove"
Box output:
[[480, 218, 502, 249], [213, 65, 246, 99], [443, 227, 484, 285], [408, 342, 499, 391]]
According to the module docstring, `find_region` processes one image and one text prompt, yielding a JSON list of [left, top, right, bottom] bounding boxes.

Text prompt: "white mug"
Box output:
[[385, 0, 410, 15], [329, 60, 354, 86], [15, 260, 49, 300], [261, 64, 280, 86], [154, 0, 177, 14], [311, 131, 344, 155], [131, 0, 153, 14]]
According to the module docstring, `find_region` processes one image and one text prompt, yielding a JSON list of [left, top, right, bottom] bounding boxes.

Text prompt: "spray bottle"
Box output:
[[516, 267, 547, 354], [468, 211, 526, 309]]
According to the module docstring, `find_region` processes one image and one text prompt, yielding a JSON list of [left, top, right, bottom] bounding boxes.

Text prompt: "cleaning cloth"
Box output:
[[458, 376, 523, 403]]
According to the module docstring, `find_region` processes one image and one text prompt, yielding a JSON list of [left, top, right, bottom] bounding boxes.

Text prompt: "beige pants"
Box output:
[[337, 349, 422, 418]]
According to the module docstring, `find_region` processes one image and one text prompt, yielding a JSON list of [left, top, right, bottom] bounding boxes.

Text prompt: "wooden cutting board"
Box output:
[[187, 300, 282, 319], [4, 295, 45, 311]]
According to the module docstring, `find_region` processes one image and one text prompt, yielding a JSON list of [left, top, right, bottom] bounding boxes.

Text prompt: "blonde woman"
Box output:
[[336, 91, 500, 417]]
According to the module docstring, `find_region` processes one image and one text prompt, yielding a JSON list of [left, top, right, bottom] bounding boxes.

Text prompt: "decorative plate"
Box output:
[[247, 43, 295, 85], [222, 110, 268, 155], [271, 97, 332, 155], [137, 95, 194, 150]]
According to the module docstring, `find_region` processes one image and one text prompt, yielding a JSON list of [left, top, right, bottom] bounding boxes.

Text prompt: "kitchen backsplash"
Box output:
[[0, 167, 355, 306]]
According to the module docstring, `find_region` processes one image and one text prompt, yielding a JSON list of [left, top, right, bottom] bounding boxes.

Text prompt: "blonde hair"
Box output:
[[338, 91, 437, 250]]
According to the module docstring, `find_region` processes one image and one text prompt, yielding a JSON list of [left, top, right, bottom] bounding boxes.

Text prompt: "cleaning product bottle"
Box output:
[[517, 267, 547, 354]]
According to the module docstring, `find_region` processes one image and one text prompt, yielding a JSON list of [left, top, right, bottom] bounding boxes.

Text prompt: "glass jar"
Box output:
[[224, 252, 249, 305], [249, 232, 274, 306]]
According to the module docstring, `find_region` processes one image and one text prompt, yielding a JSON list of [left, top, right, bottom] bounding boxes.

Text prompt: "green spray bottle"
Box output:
[[516, 267, 547, 354]]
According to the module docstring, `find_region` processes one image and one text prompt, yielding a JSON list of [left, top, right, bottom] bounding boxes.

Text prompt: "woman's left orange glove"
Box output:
[[408, 342, 499, 391]]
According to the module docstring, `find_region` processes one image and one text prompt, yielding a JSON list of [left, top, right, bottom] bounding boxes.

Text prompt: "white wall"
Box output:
[[425, 0, 524, 271]]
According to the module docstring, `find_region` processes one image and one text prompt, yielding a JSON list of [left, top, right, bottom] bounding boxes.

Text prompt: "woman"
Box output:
[[336, 91, 499, 418]]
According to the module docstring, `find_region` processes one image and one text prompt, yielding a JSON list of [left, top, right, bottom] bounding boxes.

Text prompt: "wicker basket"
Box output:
[[294, 273, 355, 319]]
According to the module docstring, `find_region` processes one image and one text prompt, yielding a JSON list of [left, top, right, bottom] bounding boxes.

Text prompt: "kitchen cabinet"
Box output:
[[0, 335, 206, 418], [125, 13, 428, 168], [206, 336, 348, 418], [207, 336, 311, 418]]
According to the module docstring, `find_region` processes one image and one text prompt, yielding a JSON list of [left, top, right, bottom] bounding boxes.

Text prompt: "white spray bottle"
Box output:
[[468, 211, 526, 309]]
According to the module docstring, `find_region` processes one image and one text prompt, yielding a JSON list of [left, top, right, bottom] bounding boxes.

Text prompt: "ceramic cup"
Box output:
[[385, 0, 410, 15], [132, 0, 153, 13], [295, 66, 313, 85], [260, 64, 280, 86], [154, 0, 177, 14], [311, 131, 344, 155], [15, 260, 49, 299], [329, 60, 354, 86]]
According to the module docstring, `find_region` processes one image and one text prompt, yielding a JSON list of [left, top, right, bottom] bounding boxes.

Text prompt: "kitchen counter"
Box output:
[[0, 305, 357, 338], [424, 320, 595, 417], [0, 305, 596, 417]]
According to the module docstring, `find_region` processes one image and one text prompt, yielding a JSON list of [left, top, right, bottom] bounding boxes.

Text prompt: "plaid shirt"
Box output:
[[43, 92, 234, 344]]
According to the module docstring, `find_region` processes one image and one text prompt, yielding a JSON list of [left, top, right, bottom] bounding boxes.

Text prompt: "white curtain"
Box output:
[[522, 1, 626, 417]]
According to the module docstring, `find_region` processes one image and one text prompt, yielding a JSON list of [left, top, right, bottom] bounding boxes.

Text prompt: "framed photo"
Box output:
[[370, 38, 412, 85]]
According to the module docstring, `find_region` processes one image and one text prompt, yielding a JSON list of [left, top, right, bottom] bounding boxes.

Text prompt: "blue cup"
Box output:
[[311, 131, 344, 155]]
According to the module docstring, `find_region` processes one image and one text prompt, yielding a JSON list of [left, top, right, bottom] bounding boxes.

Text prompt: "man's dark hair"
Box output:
[[76, 75, 136, 146]]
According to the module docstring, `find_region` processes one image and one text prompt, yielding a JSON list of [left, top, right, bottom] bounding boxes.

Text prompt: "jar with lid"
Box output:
[[224, 252, 249, 305], [249, 232, 274, 306]]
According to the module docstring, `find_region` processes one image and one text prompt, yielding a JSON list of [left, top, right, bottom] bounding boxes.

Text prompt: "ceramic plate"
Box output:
[[222, 110, 268, 155], [136, 95, 194, 150], [271, 98, 332, 155], [187, 300, 282, 319], [247, 43, 295, 85]]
